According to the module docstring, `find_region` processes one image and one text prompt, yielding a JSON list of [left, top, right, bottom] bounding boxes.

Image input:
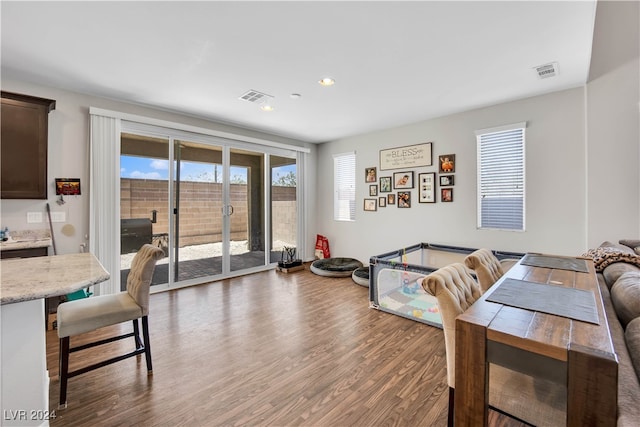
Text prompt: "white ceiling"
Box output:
[[1, 1, 597, 144]]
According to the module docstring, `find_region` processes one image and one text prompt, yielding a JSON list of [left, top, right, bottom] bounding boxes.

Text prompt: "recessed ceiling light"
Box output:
[[318, 77, 335, 86], [260, 104, 275, 112], [290, 93, 302, 99]]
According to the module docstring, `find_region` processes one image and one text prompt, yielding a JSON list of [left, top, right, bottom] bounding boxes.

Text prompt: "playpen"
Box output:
[[369, 243, 523, 328]]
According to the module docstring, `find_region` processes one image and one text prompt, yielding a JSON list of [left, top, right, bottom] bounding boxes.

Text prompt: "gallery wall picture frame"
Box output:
[[418, 172, 436, 203], [364, 198, 377, 211], [439, 175, 454, 186], [397, 191, 411, 208], [369, 185, 378, 196], [380, 142, 433, 170], [379, 196, 387, 207], [365, 167, 377, 183], [441, 188, 453, 202], [379, 176, 392, 192], [393, 171, 414, 189], [439, 154, 455, 173], [387, 193, 396, 205]]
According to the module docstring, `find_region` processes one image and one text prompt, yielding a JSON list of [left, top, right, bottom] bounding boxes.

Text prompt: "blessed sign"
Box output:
[[379, 143, 432, 170]]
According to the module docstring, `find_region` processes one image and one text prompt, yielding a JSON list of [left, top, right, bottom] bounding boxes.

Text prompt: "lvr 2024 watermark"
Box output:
[[3, 409, 56, 421]]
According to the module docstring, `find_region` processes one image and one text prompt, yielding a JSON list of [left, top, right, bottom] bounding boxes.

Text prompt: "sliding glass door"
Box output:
[[120, 129, 277, 291]]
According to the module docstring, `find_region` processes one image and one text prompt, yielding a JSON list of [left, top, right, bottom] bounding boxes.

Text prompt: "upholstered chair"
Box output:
[[422, 263, 566, 427], [464, 248, 517, 292], [57, 244, 165, 408]]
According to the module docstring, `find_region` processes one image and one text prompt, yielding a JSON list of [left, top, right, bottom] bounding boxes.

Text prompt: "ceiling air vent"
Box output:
[[239, 89, 273, 103], [534, 62, 558, 79]]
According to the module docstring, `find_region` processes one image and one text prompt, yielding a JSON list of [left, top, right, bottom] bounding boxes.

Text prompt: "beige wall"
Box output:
[[0, 78, 307, 256]]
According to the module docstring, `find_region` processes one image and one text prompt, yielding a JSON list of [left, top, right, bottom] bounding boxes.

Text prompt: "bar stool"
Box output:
[[464, 248, 518, 292], [57, 244, 164, 408]]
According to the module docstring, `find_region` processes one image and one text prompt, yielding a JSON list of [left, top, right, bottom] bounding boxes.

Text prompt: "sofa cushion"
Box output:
[[620, 239, 640, 251], [611, 272, 640, 328], [598, 276, 640, 426], [601, 241, 636, 254], [603, 262, 640, 289], [625, 317, 640, 383]]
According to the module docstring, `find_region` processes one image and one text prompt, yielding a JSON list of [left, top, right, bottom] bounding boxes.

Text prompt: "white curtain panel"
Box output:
[[89, 113, 121, 295]]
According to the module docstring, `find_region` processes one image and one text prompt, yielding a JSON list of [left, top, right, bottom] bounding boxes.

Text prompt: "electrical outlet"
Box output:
[[27, 212, 43, 223], [50, 212, 66, 223]]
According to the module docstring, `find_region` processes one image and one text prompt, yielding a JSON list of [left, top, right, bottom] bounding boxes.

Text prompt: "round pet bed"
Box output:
[[311, 257, 363, 278], [352, 266, 370, 287]]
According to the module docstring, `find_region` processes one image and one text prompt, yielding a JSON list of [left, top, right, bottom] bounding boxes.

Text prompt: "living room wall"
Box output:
[[0, 78, 311, 256], [316, 1, 640, 264], [317, 87, 588, 262]]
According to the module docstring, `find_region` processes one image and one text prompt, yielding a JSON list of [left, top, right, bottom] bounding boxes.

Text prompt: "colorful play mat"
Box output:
[[375, 268, 441, 327]]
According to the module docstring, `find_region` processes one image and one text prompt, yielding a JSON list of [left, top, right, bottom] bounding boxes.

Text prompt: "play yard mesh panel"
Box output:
[[369, 243, 523, 328]]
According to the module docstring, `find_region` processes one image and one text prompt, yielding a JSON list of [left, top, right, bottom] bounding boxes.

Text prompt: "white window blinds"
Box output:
[[476, 123, 526, 231], [334, 152, 356, 221]]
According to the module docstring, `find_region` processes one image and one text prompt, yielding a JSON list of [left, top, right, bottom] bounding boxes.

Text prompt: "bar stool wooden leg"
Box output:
[[132, 319, 143, 350], [59, 336, 70, 409], [142, 316, 153, 374]]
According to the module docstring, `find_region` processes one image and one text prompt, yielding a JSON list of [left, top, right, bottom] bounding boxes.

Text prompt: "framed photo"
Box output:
[[397, 191, 411, 208], [393, 171, 414, 189], [439, 175, 454, 186], [379, 196, 387, 207], [379, 176, 392, 193], [387, 193, 396, 205], [418, 172, 436, 203], [364, 198, 377, 211], [439, 154, 455, 173], [369, 185, 378, 196], [441, 188, 453, 202], [365, 167, 377, 183]]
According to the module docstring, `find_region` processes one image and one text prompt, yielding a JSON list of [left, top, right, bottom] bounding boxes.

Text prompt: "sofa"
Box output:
[[584, 240, 640, 426]]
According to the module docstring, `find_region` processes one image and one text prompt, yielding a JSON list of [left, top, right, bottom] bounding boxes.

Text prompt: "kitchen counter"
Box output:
[[1, 252, 110, 304], [1, 252, 109, 426], [0, 229, 52, 252]]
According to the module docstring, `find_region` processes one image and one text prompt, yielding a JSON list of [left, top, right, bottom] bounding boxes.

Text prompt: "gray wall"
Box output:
[[317, 87, 588, 262], [315, 1, 639, 263], [586, 0, 640, 248]]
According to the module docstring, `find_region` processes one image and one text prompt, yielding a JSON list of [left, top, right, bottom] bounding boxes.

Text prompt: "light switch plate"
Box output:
[[27, 212, 43, 223], [50, 212, 66, 223]]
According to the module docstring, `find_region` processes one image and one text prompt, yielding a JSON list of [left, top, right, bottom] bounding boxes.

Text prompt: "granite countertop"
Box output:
[[0, 229, 52, 252], [0, 252, 110, 305]]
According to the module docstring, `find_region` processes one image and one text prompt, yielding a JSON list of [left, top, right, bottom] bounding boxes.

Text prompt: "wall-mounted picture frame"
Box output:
[[379, 196, 387, 207], [439, 154, 455, 173], [441, 188, 453, 202], [365, 167, 377, 183], [387, 193, 396, 205], [379, 176, 392, 192], [364, 198, 377, 211], [418, 172, 436, 203], [439, 175, 454, 186], [397, 191, 411, 208], [369, 185, 378, 196], [380, 142, 433, 170], [393, 171, 414, 189]]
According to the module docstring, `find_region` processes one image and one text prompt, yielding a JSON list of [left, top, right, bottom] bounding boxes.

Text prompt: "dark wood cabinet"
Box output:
[[1, 91, 56, 199], [0, 247, 49, 259]]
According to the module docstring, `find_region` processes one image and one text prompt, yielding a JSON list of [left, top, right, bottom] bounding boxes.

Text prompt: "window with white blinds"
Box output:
[[476, 123, 526, 231], [333, 152, 356, 221]]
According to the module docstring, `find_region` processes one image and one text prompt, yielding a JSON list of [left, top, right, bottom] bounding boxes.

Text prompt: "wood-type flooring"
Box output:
[[46, 266, 524, 427]]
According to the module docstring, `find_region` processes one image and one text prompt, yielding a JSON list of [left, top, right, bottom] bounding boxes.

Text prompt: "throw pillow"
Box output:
[[625, 317, 640, 382], [611, 272, 640, 328]]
